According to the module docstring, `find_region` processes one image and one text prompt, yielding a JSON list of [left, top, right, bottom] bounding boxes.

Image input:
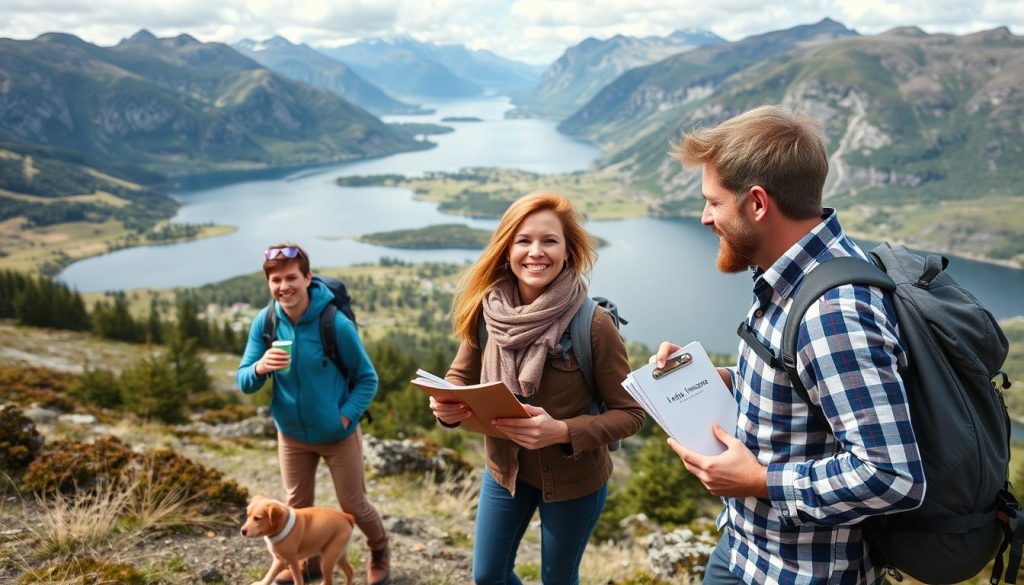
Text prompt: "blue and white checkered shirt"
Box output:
[[717, 209, 926, 584]]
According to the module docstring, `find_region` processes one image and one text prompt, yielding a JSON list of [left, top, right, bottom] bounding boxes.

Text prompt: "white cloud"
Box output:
[[0, 0, 1019, 63]]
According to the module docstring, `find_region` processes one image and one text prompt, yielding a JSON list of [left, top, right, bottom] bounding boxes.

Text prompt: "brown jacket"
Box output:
[[445, 308, 645, 502]]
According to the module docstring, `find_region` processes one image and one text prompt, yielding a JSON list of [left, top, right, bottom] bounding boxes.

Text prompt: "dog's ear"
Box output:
[[265, 502, 278, 528]]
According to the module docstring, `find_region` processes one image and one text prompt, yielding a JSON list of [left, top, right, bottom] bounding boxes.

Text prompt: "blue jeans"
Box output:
[[472, 468, 607, 585], [703, 534, 746, 585]]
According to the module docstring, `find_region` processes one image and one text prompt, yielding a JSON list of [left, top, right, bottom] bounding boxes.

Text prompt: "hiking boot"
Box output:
[[368, 545, 390, 585], [273, 556, 323, 584]]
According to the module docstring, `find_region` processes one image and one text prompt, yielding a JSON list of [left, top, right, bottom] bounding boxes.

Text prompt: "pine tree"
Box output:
[[120, 354, 184, 423], [163, 330, 210, 395], [146, 297, 163, 344], [92, 293, 143, 342]]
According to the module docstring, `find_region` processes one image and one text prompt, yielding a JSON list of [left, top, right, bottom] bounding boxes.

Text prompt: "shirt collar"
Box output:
[[751, 208, 844, 304]]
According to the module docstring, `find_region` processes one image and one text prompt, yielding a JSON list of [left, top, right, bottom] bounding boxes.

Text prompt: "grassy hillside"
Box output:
[[0, 146, 232, 276]]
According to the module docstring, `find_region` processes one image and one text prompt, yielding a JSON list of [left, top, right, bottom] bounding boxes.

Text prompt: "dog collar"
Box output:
[[265, 508, 297, 545]]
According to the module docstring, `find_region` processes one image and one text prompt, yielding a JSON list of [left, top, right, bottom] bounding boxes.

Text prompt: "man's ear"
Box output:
[[747, 186, 770, 222]]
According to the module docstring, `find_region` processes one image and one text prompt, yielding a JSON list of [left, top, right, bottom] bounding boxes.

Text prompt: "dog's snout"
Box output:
[[240, 526, 247, 536]]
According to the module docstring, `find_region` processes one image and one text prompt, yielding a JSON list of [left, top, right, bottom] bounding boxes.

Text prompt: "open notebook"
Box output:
[[411, 369, 530, 438]]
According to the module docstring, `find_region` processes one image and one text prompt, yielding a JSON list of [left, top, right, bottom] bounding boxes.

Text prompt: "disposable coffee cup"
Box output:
[[271, 340, 293, 373]]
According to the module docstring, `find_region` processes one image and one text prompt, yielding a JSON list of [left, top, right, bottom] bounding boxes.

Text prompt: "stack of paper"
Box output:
[[411, 369, 530, 438], [622, 341, 738, 456]]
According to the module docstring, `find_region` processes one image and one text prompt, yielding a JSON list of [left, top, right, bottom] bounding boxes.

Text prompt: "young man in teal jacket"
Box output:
[[237, 243, 390, 585]]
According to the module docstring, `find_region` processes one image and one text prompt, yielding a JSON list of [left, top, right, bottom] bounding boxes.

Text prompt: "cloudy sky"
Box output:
[[1, 0, 1021, 64]]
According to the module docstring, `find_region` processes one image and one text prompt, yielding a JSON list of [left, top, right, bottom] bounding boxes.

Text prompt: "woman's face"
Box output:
[[507, 209, 568, 305]]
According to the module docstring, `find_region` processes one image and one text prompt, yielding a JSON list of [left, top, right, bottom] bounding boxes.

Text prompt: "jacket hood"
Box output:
[[276, 278, 332, 324]]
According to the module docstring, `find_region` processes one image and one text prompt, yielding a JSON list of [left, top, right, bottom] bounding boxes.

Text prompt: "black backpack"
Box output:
[[739, 242, 1020, 584], [261, 275, 372, 423], [477, 296, 628, 451]]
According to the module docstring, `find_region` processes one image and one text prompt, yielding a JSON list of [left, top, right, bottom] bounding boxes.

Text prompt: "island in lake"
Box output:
[[440, 116, 483, 122], [357, 222, 607, 251], [358, 224, 491, 249]]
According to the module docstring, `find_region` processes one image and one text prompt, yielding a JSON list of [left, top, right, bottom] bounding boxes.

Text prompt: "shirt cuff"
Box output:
[[767, 462, 800, 526]]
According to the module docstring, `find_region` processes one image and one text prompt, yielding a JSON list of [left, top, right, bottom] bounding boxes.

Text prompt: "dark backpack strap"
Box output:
[[261, 300, 277, 350], [737, 256, 895, 433], [570, 297, 599, 405], [320, 304, 345, 375], [994, 489, 1024, 584], [476, 310, 488, 350], [320, 305, 372, 424]]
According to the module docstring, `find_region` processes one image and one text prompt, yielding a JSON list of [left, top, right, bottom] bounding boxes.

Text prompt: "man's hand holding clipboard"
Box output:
[[622, 340, 769, 499]]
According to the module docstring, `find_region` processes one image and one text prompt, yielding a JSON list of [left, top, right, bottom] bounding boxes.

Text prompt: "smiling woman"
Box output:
[[431, 191, 645, 584]]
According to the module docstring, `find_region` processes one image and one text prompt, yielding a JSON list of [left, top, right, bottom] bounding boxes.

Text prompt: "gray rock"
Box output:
[[21, 406, 59, 425], [199, 567, 224, 583], [58, 413, 97, 425], [362, 435, 469, 478], [647, 528, 719, 581], [383, 515, 417, 536]]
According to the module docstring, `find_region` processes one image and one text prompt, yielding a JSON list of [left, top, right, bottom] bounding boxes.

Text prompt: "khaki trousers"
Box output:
[[277, 427, 388, 551]]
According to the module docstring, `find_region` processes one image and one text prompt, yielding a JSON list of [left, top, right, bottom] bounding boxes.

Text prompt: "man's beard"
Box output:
[[713, 220, 759, 273]]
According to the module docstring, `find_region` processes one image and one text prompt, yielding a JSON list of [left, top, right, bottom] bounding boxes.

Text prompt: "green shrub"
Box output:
[[594, 430, 712, 543], [187, 388, 242, 411], [22, 437, 134, 496], [0, 365, 77, 411], [193, 402, 256, 424], [136, 449, 248, 516], [120, 355, 185, 423], [0, 404, 44, 476], [21, 436, 249, 517], [68, 365, 123, 409]]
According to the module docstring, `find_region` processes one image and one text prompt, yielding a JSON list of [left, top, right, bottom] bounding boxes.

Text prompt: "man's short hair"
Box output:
[[671, 105, 828, 220]]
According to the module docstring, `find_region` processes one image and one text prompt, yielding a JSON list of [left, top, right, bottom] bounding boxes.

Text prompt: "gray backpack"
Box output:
[[477, 296, 627, 451], [739, 242, 1020, 584]]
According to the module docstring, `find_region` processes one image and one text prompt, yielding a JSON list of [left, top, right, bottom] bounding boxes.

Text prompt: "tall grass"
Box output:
[[21, 460, 228, 563]]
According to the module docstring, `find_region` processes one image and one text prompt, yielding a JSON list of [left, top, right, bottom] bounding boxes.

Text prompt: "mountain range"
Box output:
[[559, 19, 1024, 215], [0, 31, 428, 176], [318, 36, 543, 99], [517, 28, 725, 119], [233, 36, 428, 115]]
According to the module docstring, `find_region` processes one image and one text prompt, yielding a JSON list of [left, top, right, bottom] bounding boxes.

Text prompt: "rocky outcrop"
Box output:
[[363, 435, 470, 478]]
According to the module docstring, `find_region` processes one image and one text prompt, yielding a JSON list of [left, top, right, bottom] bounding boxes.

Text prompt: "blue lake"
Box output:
[[57, 96, 1024, 354]]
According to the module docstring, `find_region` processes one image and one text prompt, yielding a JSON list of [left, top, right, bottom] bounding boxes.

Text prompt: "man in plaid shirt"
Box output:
[[654, 106, 926, 584]]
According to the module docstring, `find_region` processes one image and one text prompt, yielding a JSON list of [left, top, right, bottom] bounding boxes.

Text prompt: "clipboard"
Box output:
[[621, 341, 737, 456]]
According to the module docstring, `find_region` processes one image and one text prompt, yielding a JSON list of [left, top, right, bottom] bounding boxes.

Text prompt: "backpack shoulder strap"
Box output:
[[570, 297, 600, 403], [319, 304, 348, 377], [261, 300, 277, 349], [780, 256, 895, 430], [476, 310, 488, 351]]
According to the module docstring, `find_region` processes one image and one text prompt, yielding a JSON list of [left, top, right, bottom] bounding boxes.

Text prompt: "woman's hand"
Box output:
[[430, 396, 473, 426], [255, 348, 290, 376], [492, 404, 570, 449]]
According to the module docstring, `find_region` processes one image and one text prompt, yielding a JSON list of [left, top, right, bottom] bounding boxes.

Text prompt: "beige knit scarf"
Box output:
[[480, 269, 586, 397]]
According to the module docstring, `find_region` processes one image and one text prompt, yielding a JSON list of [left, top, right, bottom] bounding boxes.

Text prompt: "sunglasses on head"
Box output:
[[264, 246, 302, 260]]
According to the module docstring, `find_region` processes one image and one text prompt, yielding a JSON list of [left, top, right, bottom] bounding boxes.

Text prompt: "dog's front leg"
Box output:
[[286, 558, 305, 585], [253, 556, 287, 585]]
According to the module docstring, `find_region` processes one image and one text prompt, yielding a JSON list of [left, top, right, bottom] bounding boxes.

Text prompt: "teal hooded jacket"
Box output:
[[236, 279, 378, 444]]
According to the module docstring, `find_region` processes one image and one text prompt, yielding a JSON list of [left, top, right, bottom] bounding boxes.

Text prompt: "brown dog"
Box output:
[[241, 495, 356, 585]]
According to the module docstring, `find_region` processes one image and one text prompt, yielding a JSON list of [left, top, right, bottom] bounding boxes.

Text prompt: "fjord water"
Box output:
[[57, 97, 1024, 353]]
